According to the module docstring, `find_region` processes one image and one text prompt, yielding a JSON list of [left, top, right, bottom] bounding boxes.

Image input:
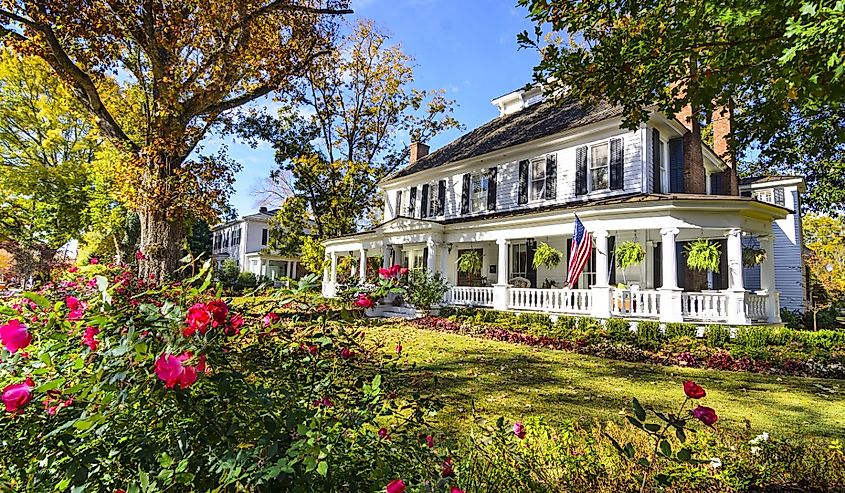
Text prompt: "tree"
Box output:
[[238, 20, 461, 252], [803, 214, 845, 328], [517, 0, 845, 208], [1, 0, 353, 281]]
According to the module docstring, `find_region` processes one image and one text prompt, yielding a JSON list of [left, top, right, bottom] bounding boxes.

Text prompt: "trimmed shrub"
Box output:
[[636, 321, 664, 350], [664, 322, 698, 340], [516, 312, 552, 329], [704, 325, 731, 348], [577, 316, 601, 332], [473, 309, 503, 324], [735, 325, 771, 349], [550, 315, 579, 339], [605, 318, 633, 342]]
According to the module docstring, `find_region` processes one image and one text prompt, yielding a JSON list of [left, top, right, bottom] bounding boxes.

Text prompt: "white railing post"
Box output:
[[726, 228, 749, 325], [659, 227, 683, 322]]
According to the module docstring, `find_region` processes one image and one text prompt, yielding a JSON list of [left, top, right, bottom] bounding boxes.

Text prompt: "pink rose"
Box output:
[[451, 488, 465, 493], [206, 299, 228, 328], [184, 303, 212, 337], [513, 421, 526, 439], [224, 313, 244, 336], [68, 265, 78, 273], [378, 427, 389, 439], [692, 406, 718, 427], [262, 312, 280, 327], [354, 294, 374, 309], [155, 353, 199, 389], [2, 377, 35, 413], [81, 326, 100, 351], [339, 347, 353, 359], [89, 257, 99, 265], [399, 267, 409, 276], [683, 380, 706, 399], [425, 435, 434, 448], [378, 267, 391, 279], [386, 480, 406, 493], [0, 319, 32, 353], [395, 344, 402, 355], [135, 251, 146, 261]]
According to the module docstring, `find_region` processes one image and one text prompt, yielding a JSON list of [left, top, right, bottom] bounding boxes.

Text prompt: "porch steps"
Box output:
[[364, 305, 421, 320]]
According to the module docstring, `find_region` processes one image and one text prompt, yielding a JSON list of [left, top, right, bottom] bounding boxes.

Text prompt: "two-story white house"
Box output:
[[322, 85, 806, 325], [211, 207, 304, 281]]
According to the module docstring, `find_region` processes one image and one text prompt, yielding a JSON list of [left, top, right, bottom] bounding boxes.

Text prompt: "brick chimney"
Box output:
[[409, 142, 429, 164], [672, 83, 707, 195], [712, 104, 739, 195]]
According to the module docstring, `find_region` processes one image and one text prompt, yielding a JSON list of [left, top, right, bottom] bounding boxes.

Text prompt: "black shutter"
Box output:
[[420, 184, 430, 218], [422, 247, 428, 270], [437, 180, 446, 216], [608, 235, 617, 285], [676, 242, 686, 290], [518, 160, 529, 204], [396, 190, 403, 216], [668, 138, 685, 193], [575, 146, 588, 195], [711, 239, 729, 289], [774, 187, 785, 206], [409, 186, 417, 217], [487, 167, 497, 211], [460, 174, 470, 214], [526, 241, 537, 288], [653, 242, 662, 288], [652, 129, 662, 193], [609, 138, 624, 190], [545, 154, 557, 200]]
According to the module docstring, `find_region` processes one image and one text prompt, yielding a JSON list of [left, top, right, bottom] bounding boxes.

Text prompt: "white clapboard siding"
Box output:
[[773, 187, 806, 311]]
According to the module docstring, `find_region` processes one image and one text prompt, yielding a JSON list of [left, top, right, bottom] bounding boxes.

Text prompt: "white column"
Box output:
[[382, 245, 393, 268], [358, 248, 367, 284], [758, 235, 780, 323], [493, 237, 509, 311], [321, 253, 331, 297], [725, 228, 748, 324], [659, 227, 683, 322], [590, 230, 611, 319], [329, 252, 338, 297], [426, 238, 437, 272], [438, 243, 449, 279]]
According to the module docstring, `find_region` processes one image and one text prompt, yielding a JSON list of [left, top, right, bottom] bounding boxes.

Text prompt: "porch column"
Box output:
[[382, 244, 393, 268], [758, 235, 781, 323], [438, 243, 449, 279], [725, 228, 749, 324], [358, 248, 367, 284], [321, 252, 331, 297], [426, 238, 437, 272], [659, 227, 683, 322], [493, 237, 509, 311], [590, 230, 611, 319], [329, 251, 338, 297]]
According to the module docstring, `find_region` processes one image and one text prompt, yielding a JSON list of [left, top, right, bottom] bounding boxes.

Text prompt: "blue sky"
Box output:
[[216, 0, 539, 215]]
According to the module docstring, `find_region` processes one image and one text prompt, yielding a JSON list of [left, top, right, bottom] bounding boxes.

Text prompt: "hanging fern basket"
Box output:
[[685, 239, 721, 273], [615, 241, 646, 270], [456, 251, 482, 275], [742, 247, 767, 268], [532, 242, 563, 270]]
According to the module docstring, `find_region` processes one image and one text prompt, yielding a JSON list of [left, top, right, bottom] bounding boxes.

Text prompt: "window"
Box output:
[[511, 243, 528, 279], [261, 228, 269, 246], [658, 139, 667, 192], [428, 183, 438, 217], [471, 172, 489, 213], [753, 190, 771, 203], [590, 143, 609, 191], [576, 248, 597, 289], [530, 157, 546, 201], [396, 190, 403, 217]]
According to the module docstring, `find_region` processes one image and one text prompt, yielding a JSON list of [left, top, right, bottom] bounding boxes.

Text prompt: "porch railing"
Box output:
[[745, 293, 768, 322], [681, 292, 728, 322], [445, 287, 494, 307], [508, 288, 592, 314], [610, 289, 661, 318]]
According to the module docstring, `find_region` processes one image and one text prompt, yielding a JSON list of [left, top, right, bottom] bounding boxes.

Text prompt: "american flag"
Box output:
[[567, 214, 593, 288]]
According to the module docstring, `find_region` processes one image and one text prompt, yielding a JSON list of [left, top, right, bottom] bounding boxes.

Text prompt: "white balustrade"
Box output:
[[744, 293, 768, 322], [507, 288, 592, 314], [610, 289, 661, 318], [445, 287, 494, 307], [681, 292, 728, 322]]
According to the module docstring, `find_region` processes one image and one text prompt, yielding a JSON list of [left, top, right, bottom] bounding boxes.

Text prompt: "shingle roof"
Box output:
[[739, 175, 804, 185], [386, 96, 623, 180]]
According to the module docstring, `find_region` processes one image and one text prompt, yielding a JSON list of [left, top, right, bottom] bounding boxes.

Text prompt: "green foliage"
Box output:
[[636, 321, 664, 350], [236, 271, 258, 288], [704, 325, 731, 348], [742, 246, 767, 268], [685, 239, 721, 273], [516, 312, 552, 329], [299, 236, 328, 275], [734, 326, 771, 349], [532, 242, 563, 270], [665, 323, 698, 340], [605, 318, 633, 342], [456, 251, 482, 276], [218, 259, 240, 285], [614, 241, 646, 270], [406, 270, 450, 310]]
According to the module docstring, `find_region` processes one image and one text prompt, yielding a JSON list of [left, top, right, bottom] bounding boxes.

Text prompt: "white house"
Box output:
[[321, 86, 806, 325], [211, 207, 304, 281]]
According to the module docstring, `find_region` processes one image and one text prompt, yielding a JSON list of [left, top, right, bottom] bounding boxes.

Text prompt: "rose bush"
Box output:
[[0, 260, 459, 492]]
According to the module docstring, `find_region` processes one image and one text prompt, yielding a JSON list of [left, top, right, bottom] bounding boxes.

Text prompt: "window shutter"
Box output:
[[420, 184, 430, 218], [409, 187, 417, 217], [396, 190, 403, 216], [608, 235, 617, 285], [651, 129, 662, 193], [545, 154, 557, 200], [518, 160, 529, 204], [774, 187, 785, 206], [668, 138, 685, 193], [653, 242, 662, 288], [437, 180, 446, 216], [676, 242, 686, 290], [575, 146, 588, 195], [461, 174, 471, 214], [487, 167, 497, 211], [609, 138, 624, 190], [526, 241, 537, 288]]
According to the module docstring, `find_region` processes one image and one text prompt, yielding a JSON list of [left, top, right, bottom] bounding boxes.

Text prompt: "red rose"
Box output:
[[354, 294, 374, 309], [441, 457, 454, 478], [206, 299, 229, 328], [683, 380, 706, 399], [513, 421, 526, 439], [692, 405, 718, 427], [184, 303, 212, 336], [2, 377, 34, 413], [386, 480, 406, 493]]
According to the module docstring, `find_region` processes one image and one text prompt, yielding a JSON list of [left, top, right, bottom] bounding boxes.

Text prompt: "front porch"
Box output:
[[322, 197, 787, 325]]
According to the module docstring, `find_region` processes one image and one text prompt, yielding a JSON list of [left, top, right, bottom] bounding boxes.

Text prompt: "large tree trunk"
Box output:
[[138, 206, 184, 283]]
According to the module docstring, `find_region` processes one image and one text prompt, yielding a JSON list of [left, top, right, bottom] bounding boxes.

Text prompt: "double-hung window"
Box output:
[[530, 157, 546, 201], [471, 172, 489, 213], [590, 143, 610, 191], [428, 183, 438, 217], [511, 243, 528, 279]]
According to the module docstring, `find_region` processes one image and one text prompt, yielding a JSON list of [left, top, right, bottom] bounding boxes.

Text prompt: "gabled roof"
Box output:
[[386, 96, 622, 181]]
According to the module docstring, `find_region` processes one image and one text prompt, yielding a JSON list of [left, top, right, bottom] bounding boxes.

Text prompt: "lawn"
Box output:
[[366, 321, 845, 439]]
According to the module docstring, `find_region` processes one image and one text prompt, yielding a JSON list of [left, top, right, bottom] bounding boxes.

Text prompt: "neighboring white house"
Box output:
[[211, 207, 304, 281], [321, 85, 805, 325]]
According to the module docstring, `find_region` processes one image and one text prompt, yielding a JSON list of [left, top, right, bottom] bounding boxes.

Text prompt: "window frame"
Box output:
[[261, 228, 269, 246], [470, 171, 490, 213], [588, 141, 610, 192], [511, 243, 528, 279], [428, 182, 439, 217], [529, 156, 547, 202]]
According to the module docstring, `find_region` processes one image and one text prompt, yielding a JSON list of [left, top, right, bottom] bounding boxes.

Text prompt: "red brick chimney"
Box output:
[[670, 82, 707, 194], [712, 104, 739, 195], [410, 142, 430, 164]]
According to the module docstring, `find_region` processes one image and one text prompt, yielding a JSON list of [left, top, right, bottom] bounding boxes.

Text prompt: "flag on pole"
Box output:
[[566, 214, 593, 288]]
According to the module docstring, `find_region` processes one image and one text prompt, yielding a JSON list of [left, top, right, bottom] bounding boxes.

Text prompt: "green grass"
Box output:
[[367, 322, 845, 439]]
